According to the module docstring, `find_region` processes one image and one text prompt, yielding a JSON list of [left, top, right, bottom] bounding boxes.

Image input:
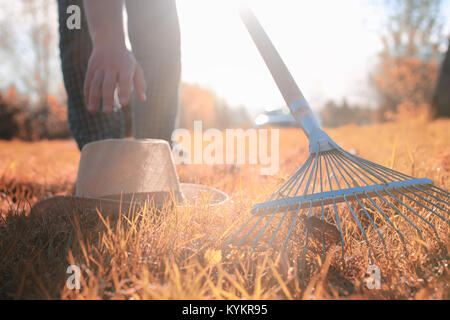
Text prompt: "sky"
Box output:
[[175, 0, 450, 114]]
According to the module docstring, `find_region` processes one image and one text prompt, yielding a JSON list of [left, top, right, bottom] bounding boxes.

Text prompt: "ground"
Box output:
[[0, 119, 448, 299]]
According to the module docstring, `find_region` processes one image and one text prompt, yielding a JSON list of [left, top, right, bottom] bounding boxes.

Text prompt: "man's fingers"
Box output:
[[87, 71, 104, 114], [84, 67, 95, 106], [118, 68, 133, 106], [134, 64, 147, 102], [102, 71, 118, 114]]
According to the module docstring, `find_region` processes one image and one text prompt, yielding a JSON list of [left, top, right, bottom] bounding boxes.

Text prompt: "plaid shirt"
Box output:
[[57, 0, 181, 150]]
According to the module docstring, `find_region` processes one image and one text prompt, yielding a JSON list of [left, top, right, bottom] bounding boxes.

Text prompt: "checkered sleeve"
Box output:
[[57, 0, 125, 150], [57, 0, 181, 149]]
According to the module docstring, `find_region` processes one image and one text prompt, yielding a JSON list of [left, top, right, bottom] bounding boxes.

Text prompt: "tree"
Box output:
[[432, 39, 450, 118], [371, 0, 445, 120], [0, 0, 58, 103], [0, 0, 65, 139], [320, 99, 375, 128]]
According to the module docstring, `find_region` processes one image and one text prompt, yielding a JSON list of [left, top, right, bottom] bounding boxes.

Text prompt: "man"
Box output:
[[57, 0, 181, 150]]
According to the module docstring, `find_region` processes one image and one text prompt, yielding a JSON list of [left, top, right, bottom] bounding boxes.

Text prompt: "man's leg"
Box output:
[[125, 0, 181, 142], [57, 0, 125, 150]]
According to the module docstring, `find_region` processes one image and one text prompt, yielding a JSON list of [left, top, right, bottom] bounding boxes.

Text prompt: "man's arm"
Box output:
[[83, 0, 147, 114]]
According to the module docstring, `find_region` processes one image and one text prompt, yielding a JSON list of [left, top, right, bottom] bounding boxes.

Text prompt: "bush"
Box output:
[[372, 57, 438, 121], [0, 86, 69, 141], [320, 99, 375, 128]]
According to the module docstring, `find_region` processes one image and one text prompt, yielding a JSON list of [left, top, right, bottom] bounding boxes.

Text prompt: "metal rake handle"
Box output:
[[240, 7, 337, 152]]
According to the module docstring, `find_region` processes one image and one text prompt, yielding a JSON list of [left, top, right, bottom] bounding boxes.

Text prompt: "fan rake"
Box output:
[[226, 8, 449, 262]]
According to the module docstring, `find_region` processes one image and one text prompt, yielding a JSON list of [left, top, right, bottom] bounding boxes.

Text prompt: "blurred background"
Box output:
[[0, 0, 449, 141]]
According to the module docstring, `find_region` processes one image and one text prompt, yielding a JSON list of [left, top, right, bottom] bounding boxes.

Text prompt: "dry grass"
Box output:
[[0, 119, 448, 300]]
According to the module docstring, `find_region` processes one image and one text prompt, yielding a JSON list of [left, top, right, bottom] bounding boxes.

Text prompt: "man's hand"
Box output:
[[82, 0, 147, 114], [84, 45, 147, 114]]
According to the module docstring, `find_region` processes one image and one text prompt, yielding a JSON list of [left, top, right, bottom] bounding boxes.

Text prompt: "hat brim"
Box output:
[[30, 183, 228, 217]]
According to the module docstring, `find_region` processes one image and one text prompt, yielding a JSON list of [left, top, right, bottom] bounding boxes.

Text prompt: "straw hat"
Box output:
[[30, 139, 228, 216]]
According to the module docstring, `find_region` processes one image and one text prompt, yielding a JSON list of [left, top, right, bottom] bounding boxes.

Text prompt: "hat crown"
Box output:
[[75, 139, 181, 199]]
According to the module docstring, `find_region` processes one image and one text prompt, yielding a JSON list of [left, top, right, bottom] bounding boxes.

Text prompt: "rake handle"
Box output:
[[240, 7, 324, 140]]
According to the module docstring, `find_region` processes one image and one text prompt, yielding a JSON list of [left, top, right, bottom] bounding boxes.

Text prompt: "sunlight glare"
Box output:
[[176, 0, 384, 113]]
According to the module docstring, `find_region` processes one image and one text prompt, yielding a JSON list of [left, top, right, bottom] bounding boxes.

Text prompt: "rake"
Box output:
[[227, 8, 449, 262]]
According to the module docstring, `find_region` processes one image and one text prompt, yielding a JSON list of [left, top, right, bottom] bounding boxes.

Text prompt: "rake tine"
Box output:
[[332, 151, 373, 186], [344, 196, 373, 262], [323, 153, 335, 191], [323, 153, 345, 254], [365, 191, 407, 247], [318, 152, 327, 262], [362, 158, 414, 185], [339, 151, 390, 184], [346, 149, 410, 182], [407, 186, 449, 214], [428, 184, 450, 199], [225, 207, 268, 247], [251, 205, 283, 249], [326, 154, 379, 254], [352, 156, 402, 183], [328, 152, 353, 188], [300, 201, 313, 269], [343, 150, 413, 180], [303, 150, 320, 196], [321, 200, 326, 262], [225, 214, 256, 247], [333, 151, 376, 185], [292, 155, 315, 197], [332, 199, 345, 256], [273, 155, 313, 200], [413, 185, 450, 207], [328, 152, 364, 257], [310, 150, 321, 194], [268, 207, 291, 248], [355, 194, 387, 252], [283, 156, 313, 198], [330, 153, 361, 189], [385, 189, 440, 239], [238, 207, 279, 247], [353, 158, 411, 181], [400, 188, 449, 223], [319, 151, 324, 194], [349, 152, 406, 186], [323, 152, 341, 189], [232, 158, 310, 248], [282, 205, 303, 251], [375, 191, 425, 244], [349, 155, 397, 183]]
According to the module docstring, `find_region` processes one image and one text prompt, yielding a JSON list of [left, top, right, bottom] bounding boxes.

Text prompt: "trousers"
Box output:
[[57, 0, 181, 150]]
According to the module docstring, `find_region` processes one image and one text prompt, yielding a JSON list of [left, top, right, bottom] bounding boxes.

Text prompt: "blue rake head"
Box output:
[[225, 8, 450, 262], [226, 145, 449, 262]]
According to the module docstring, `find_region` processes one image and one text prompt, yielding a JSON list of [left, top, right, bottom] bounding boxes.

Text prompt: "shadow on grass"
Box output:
[[0, 177, 109, 299]]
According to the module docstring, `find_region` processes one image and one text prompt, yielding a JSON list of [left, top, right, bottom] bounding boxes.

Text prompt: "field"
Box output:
[[0, 119, 449, 299]]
